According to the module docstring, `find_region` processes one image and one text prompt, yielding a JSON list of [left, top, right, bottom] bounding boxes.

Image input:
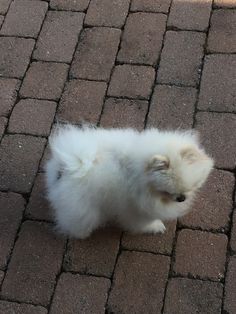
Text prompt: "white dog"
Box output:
[[46, 125, 213, 239]]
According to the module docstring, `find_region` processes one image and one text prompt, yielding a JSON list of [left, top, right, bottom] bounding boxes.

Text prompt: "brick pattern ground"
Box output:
[[0, 1, 235, 313]]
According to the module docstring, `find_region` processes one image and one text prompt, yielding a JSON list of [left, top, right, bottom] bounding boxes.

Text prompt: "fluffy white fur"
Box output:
[[46, 125, 214, 239]]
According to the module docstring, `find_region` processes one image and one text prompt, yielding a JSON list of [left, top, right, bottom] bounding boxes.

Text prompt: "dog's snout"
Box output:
[[176, 194, 186, 202]]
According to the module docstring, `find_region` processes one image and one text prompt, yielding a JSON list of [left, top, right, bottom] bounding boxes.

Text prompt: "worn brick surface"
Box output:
[[147, 85, 196, 129], [231, 209, 236, 254], [174, 230, 228, 281], [64, 228, 121, 277], [0, 15, 4, 27], [108, 65, 155, 99], [214, 0, 236, 7], [85, 0, 130, 27], [0, 117, 7, 140], [0, 37, 34, 78], [50, 273, 110, 314], [0, 135, 46, 193], [131, 0, 171, 13], [34, 11, 84, 63], [71, 27, 121, 81], [195, 112, 236, 169], [157, 31, 205, 86], [224, 257, 236, 313], [0, 301, 47, 314], [0, 271, 4, 286], [57, 79, 107, 124], [100, 98, 147, 130], [164, 278, 223, 314], [39, 142, 50, 172], [108, 251, 170, 313], [0, 0, 11, 14], [0, 0, 47, 38], [1, 221, 65, 306], [117, 12, 166, 65], [50, 0, 90, 11], [20, 61, 68, 100], [0, 78, 20, 117]]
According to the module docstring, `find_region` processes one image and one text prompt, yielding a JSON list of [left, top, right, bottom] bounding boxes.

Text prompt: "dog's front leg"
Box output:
[[139, 219, 166, 234]]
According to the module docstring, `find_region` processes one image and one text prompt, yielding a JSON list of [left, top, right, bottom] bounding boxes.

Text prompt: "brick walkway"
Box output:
[[0, 0, 235, 313]]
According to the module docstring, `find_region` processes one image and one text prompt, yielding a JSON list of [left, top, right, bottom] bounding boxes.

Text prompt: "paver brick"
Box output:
[[168, 0, 212, 31], [0, 192, 25, 269], [108, 251, 170, 313], [214, 0, 236, 7], [198, 55, 236, 112], [0, 117, 7, 140], [174, 229, 228, 281], [147, 85, 196, 129], [0, 0, 11, 15], [157, 31, 205, 86], [64, 228, 121, 277], [0, 0, 47, 38], [0, 15, 4, 27], [100, 98, 148, 130], [108, 64, 155, 99], [0, 301, 47, 314], [0, 37, 34, 78], [70, 27, 121, 81], [85, 0, 130, 28], [164, 278, 223, 314], [117, 12, 166, 65], [231, 209, 236, 254], [0, 135, 46, 193], [50, 0, 90, 11], [57, 79, 107, 124], [195, 112, 236, 169], [0, 78, 20, 117], [8, 99, 56, 136], [50, 273, 110, 314], [20, 61, 69, 100], [34, 11, 84, 63], [0, 271, 4, 285], [130, 0, 171, 13], [39, 142, 50, 172], [1, 221, 65, 306], [224, 257, 236, 313]]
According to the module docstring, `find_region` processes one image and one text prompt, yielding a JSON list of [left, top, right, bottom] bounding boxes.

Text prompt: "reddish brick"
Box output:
[[34, 11, 84, 63], [64, 228, 121, 277], [0, 37, 34, 78], [0, 0, 11, 14], [0, 116, 7, 140], [85, 0, 130, 27], [131, 0, 171, 13], [198, 55, 236, 112], [157, 31, 205, 86], [224, 257, 236, 313], [20, 62, 68, 100], [195, 112, 236, 169], [0, 0, 47, 38], [0, 78, 20, 117], [100, 98, 148, 130], [214, 0, 236, 7], [57, 80, 107, 124], [1, 221, 65, 306], [231, 210, 236, 254], [50, 273, 110, 314], [108, 65, 155, 99], [164, 278, 223, 314], [0, 301, 47, 314], [0, 135, 46, 193], [70, 27, 121, 81], [0, 192, 25, 269], [117, 12, 166, 65], [50, 0, 90, 11], [108, 251, 170, 313], [147, 85, 196, 129], [122, 221, 176, 255], [0, 15, 4, 27], [174, 229, 227, 281], [168, 0, 212, 31]]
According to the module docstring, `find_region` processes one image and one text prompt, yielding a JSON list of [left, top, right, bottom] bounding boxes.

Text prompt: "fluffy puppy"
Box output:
[[46, 125, 214, 239]]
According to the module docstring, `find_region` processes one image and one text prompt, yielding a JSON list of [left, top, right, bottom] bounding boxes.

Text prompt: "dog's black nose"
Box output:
[[176, 194, 186, 202]]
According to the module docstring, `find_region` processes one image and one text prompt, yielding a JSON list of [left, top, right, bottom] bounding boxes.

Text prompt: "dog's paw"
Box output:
[[142, 220, 166, 234]]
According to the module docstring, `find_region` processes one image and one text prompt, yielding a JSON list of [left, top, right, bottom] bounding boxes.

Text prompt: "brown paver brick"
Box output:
[[179, 169, 234, 231], [164, 278, 223, 314], [0, 78, 20, 117], [0, 0, 47, 38], [108, 64, 155, 99], [224, 257, 236, 313], [85, 0, 130, 28], [198, 55, 236, 112], [174, 229, 228, 281], [50, 273, 110, 314], [0, 117, 7, 140], [50, 0, 90, 11], [0, 0, 11, 15], [64, 228, 121, 277], [117, 12, 166, 65], [8, 99, 56, 136], [0, 271, 4, 285], [34, 11, 84, 63], [57, 79, 107, 124], [231, 209, 236, 254], [214, 0, 236, 7], [0, 135, 46, 193], [122, 221, 176, 255], [0, 301, 47, 314], [1, 221, 65, 306], [168, 0, 212, 31], [70, 27, 121, 81], [20, 61, 69, 100], [131, 0, 171, 13], [0, 192, 25, 269], [0, 15, 4, 27], [147, 85, 196, 129], [0, 37, 34, 78], [195, 112, 236, 169], [157, 31, 205, 86], [39, 142, 50, 172], [100, 97, 148, 130], [108, 251, 170, 313]]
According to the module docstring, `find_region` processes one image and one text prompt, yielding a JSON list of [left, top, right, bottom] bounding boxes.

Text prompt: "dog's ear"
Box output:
[[147, 155, 169, 171], [181, 146, 207, 164]]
